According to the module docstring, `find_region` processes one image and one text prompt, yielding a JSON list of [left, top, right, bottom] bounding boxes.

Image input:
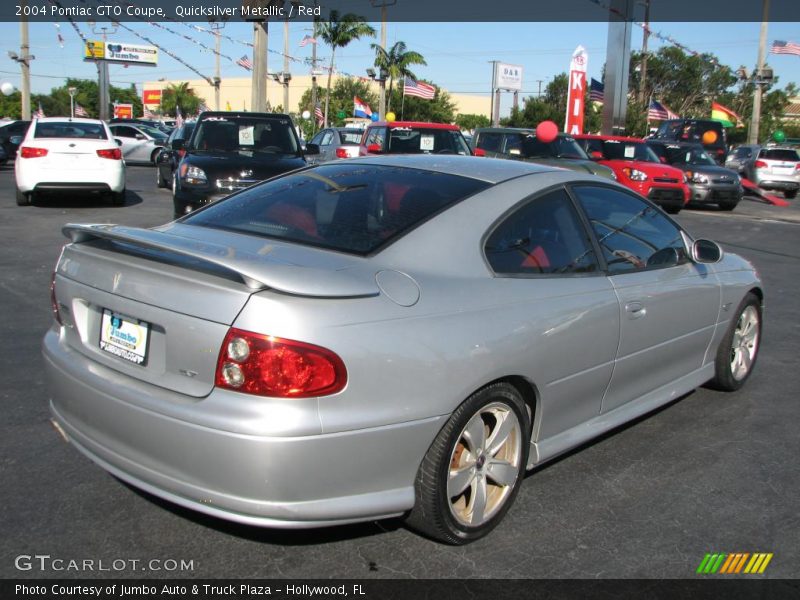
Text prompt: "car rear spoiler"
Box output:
[[62, 223, 380, 299]]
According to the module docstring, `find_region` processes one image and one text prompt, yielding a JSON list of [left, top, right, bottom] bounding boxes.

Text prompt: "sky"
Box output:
[[0, 20, 798, 115]]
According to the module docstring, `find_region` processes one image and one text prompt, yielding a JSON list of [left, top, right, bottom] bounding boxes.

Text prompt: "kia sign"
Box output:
[[84, 41, 158, 67], [495, 63, 523, 91], [564, 45, 587, 135]]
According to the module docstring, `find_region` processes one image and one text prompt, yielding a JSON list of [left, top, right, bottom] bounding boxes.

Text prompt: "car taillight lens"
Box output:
[[96, 148, 122, 160], [50, 271, 62, 326], [215, 328, 347, 398], [20, 146, 48, 158], [754, 160, 768, 169], [335, 147, 350, 159]]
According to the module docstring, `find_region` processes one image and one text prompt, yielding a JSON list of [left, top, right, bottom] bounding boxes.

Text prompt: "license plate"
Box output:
[[99, 309, 150, 365], [773, 166, 792, 175]]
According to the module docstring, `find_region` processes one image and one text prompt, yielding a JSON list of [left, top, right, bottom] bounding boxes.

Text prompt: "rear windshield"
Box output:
[[664, 145, 716, 166], [655, 120, 726, 146], [190, 115, 298, 155], [182, 163, 490, 254], [34, 122, 107, 140], [387, 127, 471, 155], [759, 149, 799, 161], [601, 140, 660, 163], [508, 134, 589, 160], [338, 130, 363, 144]]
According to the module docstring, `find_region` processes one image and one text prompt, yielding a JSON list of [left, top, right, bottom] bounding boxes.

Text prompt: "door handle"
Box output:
[[625, 301, 647, 319]]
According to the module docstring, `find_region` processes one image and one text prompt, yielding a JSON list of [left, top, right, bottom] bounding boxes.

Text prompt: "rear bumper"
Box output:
[[755, 178, 799, 192], [43, 328, 444, 528], [16, 164, 125, 193]]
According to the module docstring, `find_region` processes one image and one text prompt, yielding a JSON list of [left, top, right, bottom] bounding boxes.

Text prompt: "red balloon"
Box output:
[[536, 120, 559, 144]]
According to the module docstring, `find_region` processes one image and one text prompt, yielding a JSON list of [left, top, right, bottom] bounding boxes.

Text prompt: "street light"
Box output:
[[366, 68, 386, 118], [68, 86, 77, 118]]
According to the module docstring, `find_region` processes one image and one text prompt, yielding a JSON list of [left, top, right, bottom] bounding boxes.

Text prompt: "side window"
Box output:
[[366, 127, 387, 150], [572, 185, 686, 274], [476, 132, 503, 153], [112, 126, 137, 138], [320, 131, 334, 146], [484, 188, 599, 275], [310, 131, 325, 145]]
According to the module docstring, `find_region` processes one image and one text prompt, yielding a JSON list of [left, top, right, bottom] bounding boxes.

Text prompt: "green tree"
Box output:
[[454, 113, 490, 131], [316, 11, 375, 126], [160, 82, 203, 117], [297, 77, 379, 137], [500, 74, 568, 128], [371, 41, 426, 113], [386, 82, 456, 123]]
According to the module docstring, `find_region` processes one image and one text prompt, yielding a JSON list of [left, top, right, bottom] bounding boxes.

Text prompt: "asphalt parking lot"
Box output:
[[1, 164, 799, 580]]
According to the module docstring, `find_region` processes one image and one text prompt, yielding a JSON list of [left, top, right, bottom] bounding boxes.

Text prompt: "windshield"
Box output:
[[191, 116, 299, 155], [387, 127, 471, 155], [601, 140, 660, 163], [138, 125, 168, 140], [182, 163, 490, 254], [509, 134, 589, 160], [34, 122, 107, 140], [665, 146, 716, 166]]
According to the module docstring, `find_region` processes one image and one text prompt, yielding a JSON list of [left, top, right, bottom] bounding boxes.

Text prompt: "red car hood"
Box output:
[[600, 159, 685, 179]]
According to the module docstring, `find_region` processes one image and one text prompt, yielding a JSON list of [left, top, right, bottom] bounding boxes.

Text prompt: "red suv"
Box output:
[[575, 134, 689, 213], [359, 121, 475, 156]]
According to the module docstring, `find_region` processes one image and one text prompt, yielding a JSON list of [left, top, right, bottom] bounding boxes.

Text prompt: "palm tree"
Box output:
[[371, 41, 426, 113], [316, 12, 375, 126], [161, 82, 202, 116]]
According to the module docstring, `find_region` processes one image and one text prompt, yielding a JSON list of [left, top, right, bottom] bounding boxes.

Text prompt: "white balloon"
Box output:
[[301, 110, 311, 120], [0, 82, 15, 96]]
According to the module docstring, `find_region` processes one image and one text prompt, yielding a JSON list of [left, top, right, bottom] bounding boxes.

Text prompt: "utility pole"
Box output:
[[371, 0, 395, 119], [251, 21, 268, 112], [283, 18, 290, 112], [18, 8, 32, 120], [311, 26, 318, 124], [748, 0, 770, 144], [638, 0, 650, 104], [88, 21, 117, 121], [489, 60, 497, 125], [209, 19, 226, 110]]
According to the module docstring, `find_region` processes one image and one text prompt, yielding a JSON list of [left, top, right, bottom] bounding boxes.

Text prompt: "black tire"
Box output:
[[785, 189, 797, 200], [664, 206, 681, 215], [707, 292, 761, 392], [111, 188, 126, 206], [156, 167, 168, 188], [406, 382, 530, 544], [719, 201, 738, 211], [151, 149, 162, 165], [15, 186, 30, 206]]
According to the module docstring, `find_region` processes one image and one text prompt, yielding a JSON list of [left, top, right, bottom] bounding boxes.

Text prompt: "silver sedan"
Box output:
[[44, 155, 762, 544], [109, 123, 168, 165]]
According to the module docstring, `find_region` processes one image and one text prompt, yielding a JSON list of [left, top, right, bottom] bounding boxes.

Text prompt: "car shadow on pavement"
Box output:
[[29, 189, 144, 209], [119, 481, 406, 546]]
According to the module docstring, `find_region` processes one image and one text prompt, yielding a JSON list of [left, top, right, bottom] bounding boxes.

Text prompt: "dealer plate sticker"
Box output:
[[100, 309, 150, 365]]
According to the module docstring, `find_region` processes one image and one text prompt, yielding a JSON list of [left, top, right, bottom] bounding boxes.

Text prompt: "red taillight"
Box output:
[[96, 148, 122, 160], [215, 328, 347, 398], [335, 147, 350, 159], [20, 146, 48, 158], [50, 271, 62, 326], [754, 160, 768, 169]]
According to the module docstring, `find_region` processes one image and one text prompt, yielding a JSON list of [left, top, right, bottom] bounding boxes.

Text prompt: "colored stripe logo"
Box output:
[[697, 553, 773, 574]]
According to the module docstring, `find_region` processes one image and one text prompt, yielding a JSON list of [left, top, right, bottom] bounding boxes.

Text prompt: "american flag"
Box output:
[[33, 102, 45, 119], [299, 35, 317, 47], [403, 77, 436, 100], [648, 100, 679, 121], [236, 54, 253, 71], [314, 103, 324, 125], [589, 78, 604, 103], [770, 40, 800, 56], [175, 106, 184, 129], [142, 104, 155, 119], [74, 103, 89, 117]]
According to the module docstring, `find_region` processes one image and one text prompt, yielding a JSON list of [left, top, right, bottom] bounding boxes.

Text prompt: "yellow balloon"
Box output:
[[702, 130, 718, 145], [385, 112, 396, 123]]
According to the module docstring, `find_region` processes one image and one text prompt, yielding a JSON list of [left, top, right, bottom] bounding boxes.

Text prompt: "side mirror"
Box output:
[[114, 138, 123, 146], [473, 148, 486, 157], [590, 150, 603, 160], [304, 143, 320, 155], [135, 133, 146, 140], [692, 239, 723, 264], [171, 139, 185, 151], [9, 135, 23, 145], [367, 143, 382, 154]]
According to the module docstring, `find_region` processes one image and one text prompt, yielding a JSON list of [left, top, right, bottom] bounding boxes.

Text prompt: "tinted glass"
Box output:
[[485, 188, 599, 275], [183, 163, 490, 254], [601, 140, 660, 163], [35, 122, 107, 140], [191, 115, 298, 154], [365, 127, 386, 149], [507, 134, 589, 160], [665, 145, 716, 166], [111, 126, 138, 138], [573, 186, 686, 274], [387, 127, 470, 155], [338, 130, 363, 144], [137, 125, 168, 139], [476, 132, 504, 153], [759, 149, 799, 161]]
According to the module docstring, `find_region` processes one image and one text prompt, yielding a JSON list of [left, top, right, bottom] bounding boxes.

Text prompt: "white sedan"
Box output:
[[15, 117, 126, 206]]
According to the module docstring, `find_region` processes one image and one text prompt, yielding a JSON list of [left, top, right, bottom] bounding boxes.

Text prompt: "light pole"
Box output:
[[68, 86, 77, 118], [208, 17, 227, 110], [748, 0, 771, 144], [87, 20, 117, 121], [366, 67, 386, 117], [370, 0, 396, 119]]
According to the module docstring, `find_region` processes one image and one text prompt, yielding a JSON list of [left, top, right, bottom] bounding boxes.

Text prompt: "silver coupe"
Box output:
[[44, 155, 762, 544]]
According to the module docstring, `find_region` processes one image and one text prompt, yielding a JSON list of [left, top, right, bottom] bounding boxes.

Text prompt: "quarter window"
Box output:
[[485, 188, 599, 275], [572, 186, 686, 273]]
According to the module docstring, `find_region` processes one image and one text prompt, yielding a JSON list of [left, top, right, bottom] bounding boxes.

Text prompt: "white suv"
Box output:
[[15, 117, 126, 206], [748, 146, 799, 199]]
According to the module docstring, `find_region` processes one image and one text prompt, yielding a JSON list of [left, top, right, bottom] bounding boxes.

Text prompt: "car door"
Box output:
[[110, 125, 143, 160], [483, 187, 620, 440], [571, 184, 720, 413]]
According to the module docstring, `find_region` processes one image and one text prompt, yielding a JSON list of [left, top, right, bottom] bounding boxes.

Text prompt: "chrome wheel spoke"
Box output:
[[469, 476, 488, 525], [486, 412, 515, 457], [448, 465, 476, 498], [486, 459, 518, 488], [463, 413, 486, 453]]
